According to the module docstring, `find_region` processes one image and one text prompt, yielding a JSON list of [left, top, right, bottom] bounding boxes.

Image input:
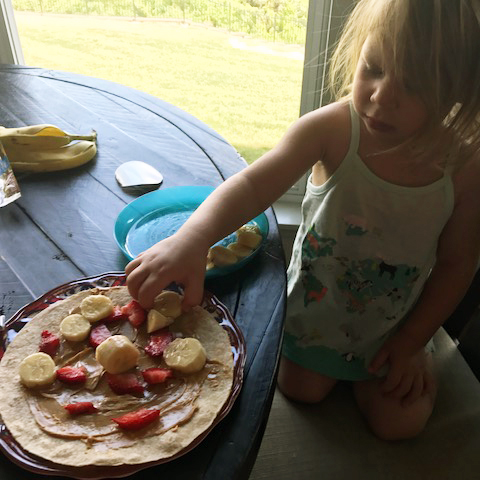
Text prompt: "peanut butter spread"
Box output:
[[26, 306, 226, 448], [0, 287, 235, 467]]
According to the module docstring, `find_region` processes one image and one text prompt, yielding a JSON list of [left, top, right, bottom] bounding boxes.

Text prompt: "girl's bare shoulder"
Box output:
[[301, 100, 351, 137], [294, 101, 351, 162]]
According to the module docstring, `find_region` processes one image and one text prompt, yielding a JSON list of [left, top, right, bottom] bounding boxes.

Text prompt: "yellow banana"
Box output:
[[7, 140, 97, 173], [0, 124, 61, 135], [0, 123, 98, 173], [0, 124, 97, 150]]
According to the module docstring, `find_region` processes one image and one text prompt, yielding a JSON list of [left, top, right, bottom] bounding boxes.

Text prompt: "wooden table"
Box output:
[[0, 65, 286, 479]]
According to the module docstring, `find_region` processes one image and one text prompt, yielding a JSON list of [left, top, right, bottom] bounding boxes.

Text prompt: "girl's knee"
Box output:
[[277, 356, 337, 404], [354, 380, 436, 441], [367, 409, 430, 441]]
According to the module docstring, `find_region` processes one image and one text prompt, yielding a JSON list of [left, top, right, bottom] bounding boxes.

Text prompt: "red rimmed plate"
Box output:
[[0, 272, 245, 479]]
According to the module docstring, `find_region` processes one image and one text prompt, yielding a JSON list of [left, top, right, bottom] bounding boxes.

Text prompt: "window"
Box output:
[[0, 0, 23, 64], [0, 0, 353, 219], [6, 1, 307, 169], [273, 0, 353, 227]]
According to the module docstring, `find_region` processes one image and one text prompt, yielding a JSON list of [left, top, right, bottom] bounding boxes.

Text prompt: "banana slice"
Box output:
[[239, 224, 260, 234], [60, 313, 91, 341], [95, 335, 140, 374], [163, 337, 207, 374], [206, 260, 215, 271], [19, 352, 57, 388], [147, 309, 174, 333], [236, 226, 262, 249], [208, 245, 238, 267], [153, 290, 183, 318], [80, 295, 114, 323], [227, 242, 253, 258]]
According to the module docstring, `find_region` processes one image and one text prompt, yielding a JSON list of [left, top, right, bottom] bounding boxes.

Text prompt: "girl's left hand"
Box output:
[[368, 331, 435, 406]]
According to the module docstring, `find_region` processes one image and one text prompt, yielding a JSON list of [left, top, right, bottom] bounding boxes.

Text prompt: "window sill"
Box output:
[[272, 200, 302, 229]]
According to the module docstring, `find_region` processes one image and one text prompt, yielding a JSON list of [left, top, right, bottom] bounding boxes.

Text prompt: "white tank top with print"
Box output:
[[283, 104, 454, 380]]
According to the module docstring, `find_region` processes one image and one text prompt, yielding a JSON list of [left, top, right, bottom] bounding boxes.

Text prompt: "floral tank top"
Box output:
[[282, 104, 454, 380]]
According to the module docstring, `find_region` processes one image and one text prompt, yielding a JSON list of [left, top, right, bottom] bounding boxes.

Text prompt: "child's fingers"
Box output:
[[386, 374, 414, 399], [135, 274, 169, 309], [125, 265, 148, 302], [401, 373, 423, 405], [182, 277, 204, 311], [125, 255, 142, 276], [381, 364, 402, 394]]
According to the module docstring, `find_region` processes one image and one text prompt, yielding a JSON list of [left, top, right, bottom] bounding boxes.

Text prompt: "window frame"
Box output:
[[280, 0, 353, 205], [0, 0, 23, 64]]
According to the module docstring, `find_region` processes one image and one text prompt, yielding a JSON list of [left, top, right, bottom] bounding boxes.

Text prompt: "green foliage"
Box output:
[[13, 0, 308, 44], [16, 13, 304, 164]]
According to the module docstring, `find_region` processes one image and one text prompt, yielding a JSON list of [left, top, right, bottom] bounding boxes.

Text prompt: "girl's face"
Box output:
[[352, 36, 428, 151]]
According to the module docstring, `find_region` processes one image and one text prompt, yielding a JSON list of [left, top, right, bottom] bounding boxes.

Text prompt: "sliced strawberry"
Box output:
[[106, 372, 145, 395], [121, 300, 146, 328], [103, 305, 128, 323], [39, 330, 60, 356], [141, 367, 173, 385], [57, 366, 87, 384], [89, 323, 111, 348], [144, 329, 174, 357], [112, 408, 160, 430], [64, 401, 97, 415]]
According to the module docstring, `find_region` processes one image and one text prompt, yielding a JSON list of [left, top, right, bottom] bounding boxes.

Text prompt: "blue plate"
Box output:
[[114, 186, 269, 278]]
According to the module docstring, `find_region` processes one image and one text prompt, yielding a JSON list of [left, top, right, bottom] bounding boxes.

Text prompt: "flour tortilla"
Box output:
[[0, 286, 234, 467]]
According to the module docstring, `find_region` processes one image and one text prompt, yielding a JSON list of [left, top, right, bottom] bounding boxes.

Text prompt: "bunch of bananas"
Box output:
[[0, 124, 97, 173]]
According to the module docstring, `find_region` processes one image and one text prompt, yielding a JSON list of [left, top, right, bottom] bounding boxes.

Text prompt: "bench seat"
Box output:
[[250, 326, 480, 480]]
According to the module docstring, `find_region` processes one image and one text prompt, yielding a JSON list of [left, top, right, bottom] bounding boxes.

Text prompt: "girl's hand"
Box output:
[[125, 232, 209, 310], [368, 331, 435, 406]]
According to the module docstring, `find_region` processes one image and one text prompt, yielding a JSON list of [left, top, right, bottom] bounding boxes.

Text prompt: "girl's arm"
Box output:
[[126, 102, 346, 308], [369, 155, 480, 402]]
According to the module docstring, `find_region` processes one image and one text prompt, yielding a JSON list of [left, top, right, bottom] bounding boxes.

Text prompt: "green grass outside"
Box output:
[[15, 12, 304, 163]]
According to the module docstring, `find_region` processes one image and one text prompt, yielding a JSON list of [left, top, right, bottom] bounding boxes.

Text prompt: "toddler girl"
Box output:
[[126, 0, 480, 440]]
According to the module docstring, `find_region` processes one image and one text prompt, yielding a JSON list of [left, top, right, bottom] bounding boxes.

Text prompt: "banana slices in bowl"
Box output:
[[206, 223, 264, 273], [114, 186, 268, 280]]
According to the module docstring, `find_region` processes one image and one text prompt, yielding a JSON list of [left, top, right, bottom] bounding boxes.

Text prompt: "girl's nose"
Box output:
[[370, 77, 397, 107]]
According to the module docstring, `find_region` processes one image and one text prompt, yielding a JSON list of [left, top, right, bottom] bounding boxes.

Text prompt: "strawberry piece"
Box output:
[[106, 372, 145, 395], [103, 305, 128, 323], [64, 401, 97, 415], [144, 329, 174, 357], [57, 366, 87, 384], [121, 300, 146, 328], [141, 367, 173, 385], [112, 408, 160, 430], [89, 323, 111, 348], [39, 330, 60, 356]]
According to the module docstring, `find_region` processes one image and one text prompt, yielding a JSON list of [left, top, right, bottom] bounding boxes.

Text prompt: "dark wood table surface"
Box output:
[[0, 65, 286, 480]]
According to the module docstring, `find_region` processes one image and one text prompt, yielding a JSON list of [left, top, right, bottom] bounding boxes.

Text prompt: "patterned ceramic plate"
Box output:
[[0, 272, 245, 479]]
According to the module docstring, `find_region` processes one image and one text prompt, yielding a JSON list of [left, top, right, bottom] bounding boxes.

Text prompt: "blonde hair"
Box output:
[[329, 0, 480, 161]]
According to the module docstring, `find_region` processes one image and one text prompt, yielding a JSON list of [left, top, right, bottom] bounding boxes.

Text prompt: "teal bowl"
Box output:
[[114, 185, 269, 278]]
